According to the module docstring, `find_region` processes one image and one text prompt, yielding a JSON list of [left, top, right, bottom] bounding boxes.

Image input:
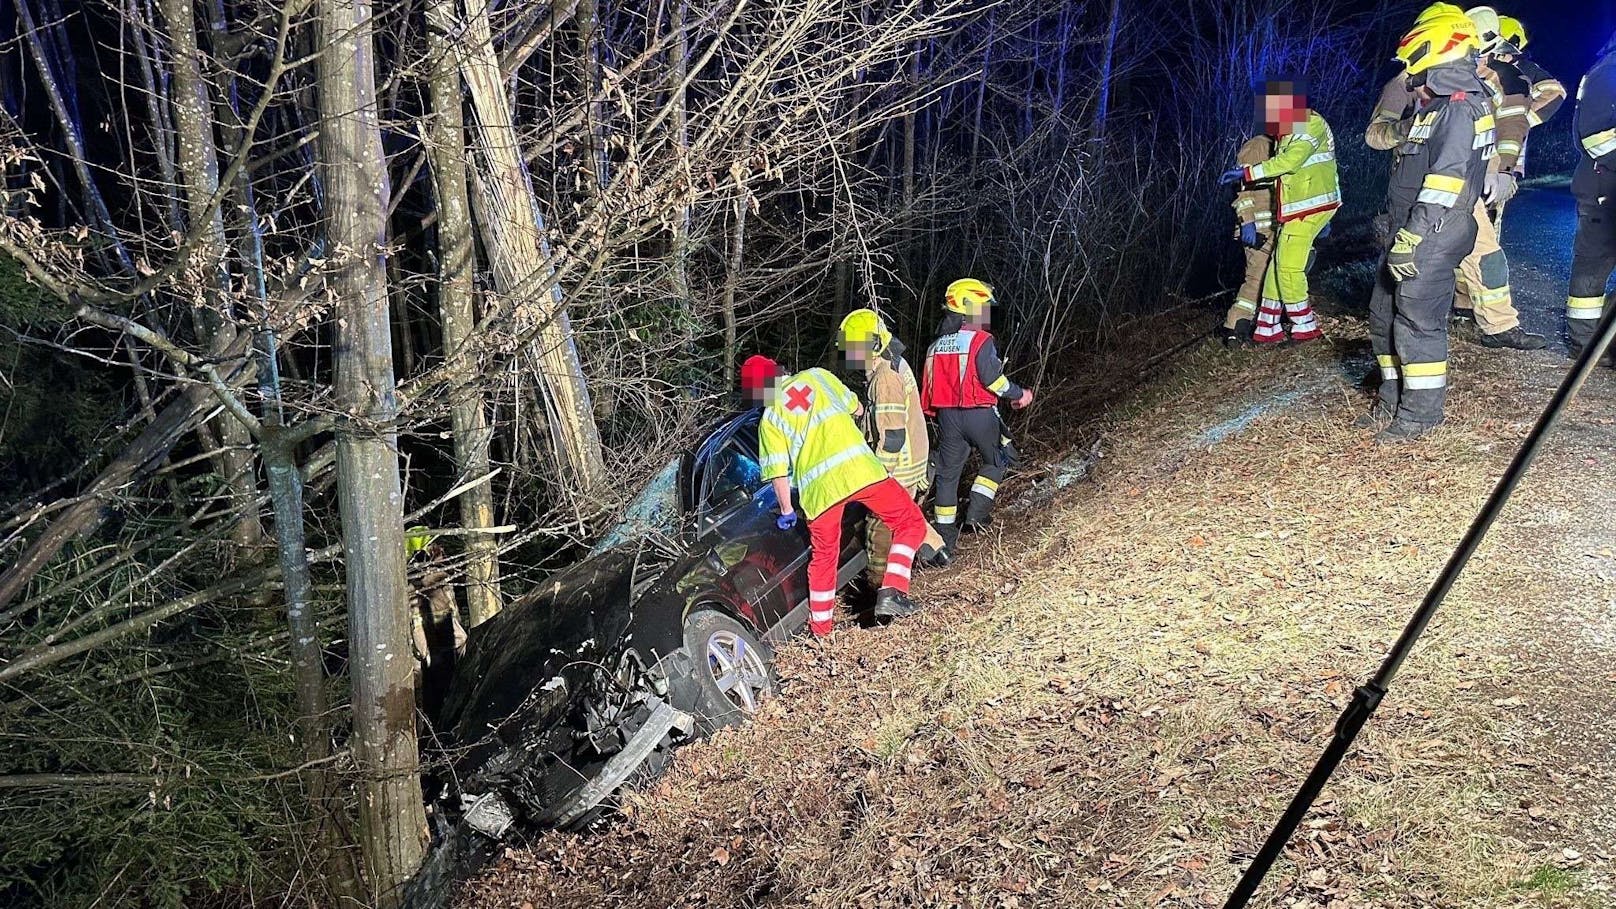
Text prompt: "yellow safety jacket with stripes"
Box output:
[[758, 368, 888, 520], [1244, 110, 1341, 222]]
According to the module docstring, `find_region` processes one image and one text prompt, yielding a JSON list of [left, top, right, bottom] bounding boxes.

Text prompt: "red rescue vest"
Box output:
[[921, 329, 999, 413]]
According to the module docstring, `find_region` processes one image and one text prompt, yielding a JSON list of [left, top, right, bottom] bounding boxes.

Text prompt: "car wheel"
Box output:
[[680, 609, 776, 733]]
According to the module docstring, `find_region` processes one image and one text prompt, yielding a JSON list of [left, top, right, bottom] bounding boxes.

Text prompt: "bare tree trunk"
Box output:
[[721, 123, 753, 388], [315, 0, 427, 900], [427, 0, 503, 627], [970, 11, 994, 172], [1095, 0, 1123, 140], [575, 0, 609, 191], [668, 0, 692, 304], [458, 0, 605, 494], [158, 0, 263, 549]]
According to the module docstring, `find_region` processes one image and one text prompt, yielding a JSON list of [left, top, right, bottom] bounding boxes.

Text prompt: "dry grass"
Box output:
[[458, 313, 1612, 909]]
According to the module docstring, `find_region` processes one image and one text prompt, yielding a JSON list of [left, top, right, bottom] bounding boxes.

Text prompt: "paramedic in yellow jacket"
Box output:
[[743, 354, 927, 634], [1220, 80, 1340, 344], [838, 309, 950, 582], [1220, 134, 1277, 347]]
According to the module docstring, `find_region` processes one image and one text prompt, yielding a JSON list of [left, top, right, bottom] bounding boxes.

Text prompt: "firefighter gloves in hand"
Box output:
[[776, 511, 798, 532], [1388, 229, 1424, 281], [1485, 171, 1518, 206], [1220, 166, 1248, 185], [1240, 222, 1261, 248]]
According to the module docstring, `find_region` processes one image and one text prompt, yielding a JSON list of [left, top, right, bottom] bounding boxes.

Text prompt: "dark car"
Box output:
[[425, 409, 866, 846]]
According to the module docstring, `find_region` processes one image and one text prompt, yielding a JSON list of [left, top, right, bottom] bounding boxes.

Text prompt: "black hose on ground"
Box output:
[[1223, 310, 1616, 909]]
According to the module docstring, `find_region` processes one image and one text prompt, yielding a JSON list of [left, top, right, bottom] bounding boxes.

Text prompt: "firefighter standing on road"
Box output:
[[920, 279, 1033, 550], [1218, 80, 1339, 345], [1364, 7, 1544, 352], [1219, 133, 1277, 347], [1566, 29, 1616, 361], [744, 354, 928, 635], [837, 308, 950, 579], [1362, 5, 1494, 442]]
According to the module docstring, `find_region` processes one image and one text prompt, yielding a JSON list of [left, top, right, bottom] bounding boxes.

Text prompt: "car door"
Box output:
[[691, 420, 811, 633]]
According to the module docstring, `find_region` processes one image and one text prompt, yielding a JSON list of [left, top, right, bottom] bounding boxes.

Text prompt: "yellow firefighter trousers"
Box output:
[[1453, 199, 1520, 335], [1224, 235, 1275, 329]]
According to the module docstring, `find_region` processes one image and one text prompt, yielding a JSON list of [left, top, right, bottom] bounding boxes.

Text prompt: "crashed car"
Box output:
[[429, 408, 867, 841]]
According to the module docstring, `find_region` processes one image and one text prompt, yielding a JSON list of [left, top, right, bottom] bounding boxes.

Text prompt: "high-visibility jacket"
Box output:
[[1233, 134, 1276, 238], [1573, 47, 1616, 204], [1245, 110, 1341, 222], [1518, 58, 1567, 128], [865, 345, 930, 490], [758, 368, 887, 520], [920, 318, 1023, 415]]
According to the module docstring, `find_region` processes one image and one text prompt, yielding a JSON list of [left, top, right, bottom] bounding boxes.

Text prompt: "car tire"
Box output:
[[676, 609, 777, 735]]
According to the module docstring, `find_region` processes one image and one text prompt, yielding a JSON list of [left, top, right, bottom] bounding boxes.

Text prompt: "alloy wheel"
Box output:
[[704, 629, 771, 713]]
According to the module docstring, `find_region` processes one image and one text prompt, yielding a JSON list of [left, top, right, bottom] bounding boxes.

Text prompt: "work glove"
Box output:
[[1012, 388, 1034, 410], [1485, 171, 1518, 207], [775, 510, 798, 531], [1219, 166, 1248, 186], [1239, 222, 1261, 248], [1387, 228, 1423, 282]]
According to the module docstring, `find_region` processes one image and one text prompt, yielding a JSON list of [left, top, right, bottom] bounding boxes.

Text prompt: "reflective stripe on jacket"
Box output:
[[1247, 110, 1342, 222], [866, 351, 930, 490], [758, 367, 887, 520], [1233, 134, 1276, 236]]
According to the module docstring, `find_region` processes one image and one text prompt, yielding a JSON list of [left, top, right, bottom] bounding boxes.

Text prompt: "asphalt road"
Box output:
[[1499, 183, 1578, 350]]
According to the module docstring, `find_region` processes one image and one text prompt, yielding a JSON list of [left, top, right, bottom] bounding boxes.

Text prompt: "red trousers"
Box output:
[[806, 477, 926, 635]]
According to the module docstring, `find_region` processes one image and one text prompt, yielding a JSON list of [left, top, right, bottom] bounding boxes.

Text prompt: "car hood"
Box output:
[[440, 546, 644, 749]]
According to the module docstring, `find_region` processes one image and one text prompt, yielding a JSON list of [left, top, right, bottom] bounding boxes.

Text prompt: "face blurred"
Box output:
[[1258, 81, 1309, 136], [745, 378, 781, 408], [841, 341, 871, 373], [966, 301, 992, 329]]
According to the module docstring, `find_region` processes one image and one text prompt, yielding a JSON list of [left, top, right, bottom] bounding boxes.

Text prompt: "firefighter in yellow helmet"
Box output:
[[1219, 79, 1339, 344], [1489, 15, 1568, 191], [838, 308, 950, 582], [1360, 5, 1494, 441], [920, 279, 1033, 548], [1365, 5, 1544, 351]]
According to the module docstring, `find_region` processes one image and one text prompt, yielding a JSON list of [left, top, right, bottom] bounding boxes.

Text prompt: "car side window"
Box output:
[[700, 442, 762, 514]]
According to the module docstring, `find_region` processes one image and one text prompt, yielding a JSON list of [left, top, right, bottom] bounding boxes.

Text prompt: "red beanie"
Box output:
[[740, 354, 781, 394]]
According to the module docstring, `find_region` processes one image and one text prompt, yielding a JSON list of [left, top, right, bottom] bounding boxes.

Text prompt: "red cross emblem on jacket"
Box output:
[[786, 384, 814, 412]]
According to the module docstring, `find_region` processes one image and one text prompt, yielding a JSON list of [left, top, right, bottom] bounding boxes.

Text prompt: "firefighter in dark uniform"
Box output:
[[1363, 5, 1494, 442], [1567, 29, 1616, 360], [920, 278, 1033, 548]]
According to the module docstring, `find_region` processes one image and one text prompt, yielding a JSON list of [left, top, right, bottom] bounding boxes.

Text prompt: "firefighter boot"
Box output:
[[1218, 319, 1255, 349], [873, 588, 922, 621], [1352, 399, 1397, 430], [918, 541, 952, 569], [1376, 418, 1443, 444], [1478, 326, 1547, 350], [961, 489, 996, 535]]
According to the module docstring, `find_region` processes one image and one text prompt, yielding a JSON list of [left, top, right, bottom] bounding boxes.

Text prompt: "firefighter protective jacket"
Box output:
[[759, 368, 888, 520], [1244, 110, 1341, 222], [1482, 60, 1533, 171], [1518, 58, 1567, 128], [865, 341, 930, 490], [1573, 47, 1616, 204], [1233, 135, 1276, 238], [920, 313, 1024, 416], [1394, 74, 1495, 237]]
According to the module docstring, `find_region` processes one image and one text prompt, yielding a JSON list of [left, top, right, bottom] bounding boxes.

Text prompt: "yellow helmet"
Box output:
[[837, 308, 892, 355], [1498, 15, 1527, 52], [1396, 7, 1481, 75], [944, 278, 994, 316], [1464, 7, 1503, 51], [404, 525, 434, 557]]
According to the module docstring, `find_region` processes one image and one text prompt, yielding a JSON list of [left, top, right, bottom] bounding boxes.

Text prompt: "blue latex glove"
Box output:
[[1318, 220, 1333, 240], [1219, 166, 1247, 186], [1240, 222, 1260, 248], [776, 511, 799, 531]]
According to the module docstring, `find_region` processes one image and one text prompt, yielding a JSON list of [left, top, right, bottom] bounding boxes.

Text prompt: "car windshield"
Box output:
[[591, 457, 682, 555]]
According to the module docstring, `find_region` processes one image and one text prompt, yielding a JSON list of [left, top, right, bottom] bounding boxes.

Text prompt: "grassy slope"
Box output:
[[460, 313, 1613, 909]]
